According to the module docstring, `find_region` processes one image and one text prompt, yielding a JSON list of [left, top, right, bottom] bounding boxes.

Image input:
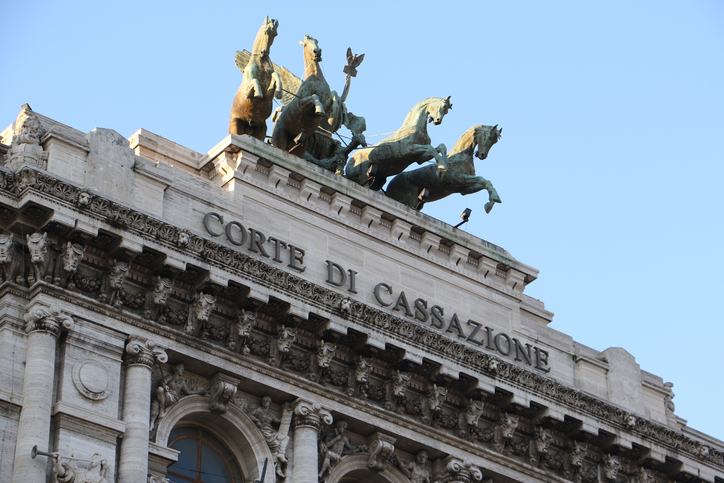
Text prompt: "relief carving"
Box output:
[[422, 384, 446, 425], [565, 441, 587, 481], [308, 340, 336, 382], [144, 276, 174, 321], [385, 370, 411, 411], [267, 324, 296, 367], [53, 453, 111, 483], [0, 233, 24, 285], [98, 260, 129, 307], [228, 308, 256, 353], [349, 356, 373, 398], [492, 412, 519, 454], [56, 241, 85, 290], [528, 425, 553, 467], [634, 466, 655, 483], [318, 420, 361, 481], [184, 292, 216, 335], [27, 232, 53, 285], [393, 451, 431, 483], [7, 167, 723, 471], [458, 398, 484, 441], [149, 363, 205, 439], [601, 454, 620, 482], [6, 105, 47, 171], [247, 396, 290, 478]]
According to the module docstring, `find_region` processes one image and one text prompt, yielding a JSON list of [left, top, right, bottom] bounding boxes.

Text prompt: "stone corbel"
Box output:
[[420, 231, 441, 255], [367, 432, 396, 471], [208, 150, 238, 183], [209, 373, 240, 414], [449, 244, 470, 266], [477, 256, 499, 279], [300, 178, 322, 203], [390, 218, 412, 242], [268, 164, 291, 189], [504, 268, 526, 293], [433, 456, 483, 483], [24, 304, 74, 336], [235, 150, 260, 175], [330, 192, 353, 216], [360, 205, 382, 230]]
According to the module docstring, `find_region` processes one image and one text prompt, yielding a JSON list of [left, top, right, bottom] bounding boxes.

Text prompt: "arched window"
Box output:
[[167, 425, 245, 483]]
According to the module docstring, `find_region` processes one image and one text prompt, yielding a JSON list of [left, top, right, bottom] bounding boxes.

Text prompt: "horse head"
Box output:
[[253, 16, 279, 56], [427, 96, 452, 125], [300, 34, 322, 64], [475, 125, 502, 160]]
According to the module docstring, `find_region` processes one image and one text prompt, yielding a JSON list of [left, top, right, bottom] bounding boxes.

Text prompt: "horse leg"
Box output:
[[310, 95, 325, 116], [247, 78, 264, 98], [269, 72, 282, 99]]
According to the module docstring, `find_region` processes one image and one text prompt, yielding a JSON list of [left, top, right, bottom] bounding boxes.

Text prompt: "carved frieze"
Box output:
[[3, 166, 723, 469]]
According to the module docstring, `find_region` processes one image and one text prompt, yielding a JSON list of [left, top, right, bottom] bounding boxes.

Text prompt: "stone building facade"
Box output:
[[0, 104, 722, 483]]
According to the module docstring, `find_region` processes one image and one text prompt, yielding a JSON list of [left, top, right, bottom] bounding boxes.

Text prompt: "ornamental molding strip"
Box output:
[[1, 166, 723, 471]]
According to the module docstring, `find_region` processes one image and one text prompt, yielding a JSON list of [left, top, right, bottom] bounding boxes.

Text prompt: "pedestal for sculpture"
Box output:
[[118, 336, 167, 483]]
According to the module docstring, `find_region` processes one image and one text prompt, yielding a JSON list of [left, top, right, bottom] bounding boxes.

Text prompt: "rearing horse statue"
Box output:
[[229, 16, 282, 140], [270, 35, 331, 156], [344, 97, 452, 190], [385, 125, 502, 212]]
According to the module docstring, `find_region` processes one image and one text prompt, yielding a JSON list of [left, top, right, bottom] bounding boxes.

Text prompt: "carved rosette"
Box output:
[[291, 399, 332, 431], [367, 432, 396, 472], [123, 335, 168, 368], [24, 304, 74, 337], [209, 373, 240, 414], [436, 456, 483, 483]]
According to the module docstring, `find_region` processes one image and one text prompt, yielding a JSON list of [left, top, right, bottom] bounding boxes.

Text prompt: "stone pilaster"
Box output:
[[291, 399, 332, 483], [12, 305, 74, 483], [118, 336, 167, 483]]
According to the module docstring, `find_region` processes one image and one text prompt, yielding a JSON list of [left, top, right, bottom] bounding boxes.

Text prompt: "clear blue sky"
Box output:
[[2, 1, 723, 441]]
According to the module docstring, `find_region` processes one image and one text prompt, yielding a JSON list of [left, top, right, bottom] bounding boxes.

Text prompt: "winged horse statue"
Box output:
[[229, 17, 282, 140]]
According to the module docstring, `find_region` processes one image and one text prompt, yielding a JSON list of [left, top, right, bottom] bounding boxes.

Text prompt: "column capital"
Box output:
[[23, 304, 74, 337], [123, 335, 168, 368], [433, 456, 483, 483], [291, 398, 332, 431]]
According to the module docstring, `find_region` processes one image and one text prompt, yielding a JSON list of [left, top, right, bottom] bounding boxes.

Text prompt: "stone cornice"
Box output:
[[0, 166, 722, 470]]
